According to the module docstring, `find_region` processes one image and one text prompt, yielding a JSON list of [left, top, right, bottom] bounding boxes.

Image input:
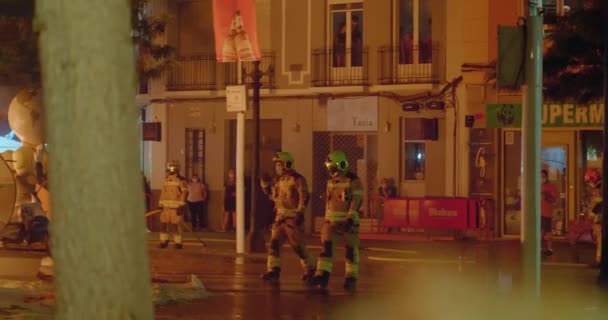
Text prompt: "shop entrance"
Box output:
[[502, 130, 576, 237], [312, 132, 378, 219]]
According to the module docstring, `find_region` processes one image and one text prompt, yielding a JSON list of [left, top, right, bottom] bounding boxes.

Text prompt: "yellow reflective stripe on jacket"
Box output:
[[164, 181, 180, 186], [351, 190, 363, 195], [325, 210, 349, 221], [159, 200, 185, 208], [328, 182, 351, 188]]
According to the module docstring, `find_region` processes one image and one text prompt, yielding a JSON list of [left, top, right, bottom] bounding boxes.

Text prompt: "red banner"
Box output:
[[418, 199, 469, 229], [212, 0, 261, 62], [383, 199, 407, 227], [381, 198, 489, 230]]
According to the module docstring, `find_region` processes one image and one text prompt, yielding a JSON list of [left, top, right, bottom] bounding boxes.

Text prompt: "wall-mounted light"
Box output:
[[402, 103, 421, 112], [427, 101, 446, 110], [293, 122, 301, 132], [209, 122, 217, 134], [383, 121, 391, 133]]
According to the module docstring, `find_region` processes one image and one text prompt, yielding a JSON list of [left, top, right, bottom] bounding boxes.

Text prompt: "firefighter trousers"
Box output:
[[159, 207, 183, 244], [315, 220, 360, 279], [266, 217, 315, 272]]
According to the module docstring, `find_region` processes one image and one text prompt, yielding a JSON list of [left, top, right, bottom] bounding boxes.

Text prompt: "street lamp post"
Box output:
[[245, 61, 266, 253]]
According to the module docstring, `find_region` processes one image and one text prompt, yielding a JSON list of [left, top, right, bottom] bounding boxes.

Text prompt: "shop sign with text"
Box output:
[[487, 103, 604, 128], [327, 97, 378, 132]]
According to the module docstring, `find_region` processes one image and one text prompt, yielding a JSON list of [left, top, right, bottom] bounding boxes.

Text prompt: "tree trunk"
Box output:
[[36, 1, 153, 319]]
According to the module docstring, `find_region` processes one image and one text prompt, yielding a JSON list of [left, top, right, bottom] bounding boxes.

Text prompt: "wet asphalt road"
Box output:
[[0, 234, 606, 319], [151, 238, 607, 320]]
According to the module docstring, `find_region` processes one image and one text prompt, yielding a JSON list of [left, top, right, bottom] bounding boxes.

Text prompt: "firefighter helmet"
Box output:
[[167, 160, 180, 174], [272, 151, 294, 170], [325, 150, 348, 177]]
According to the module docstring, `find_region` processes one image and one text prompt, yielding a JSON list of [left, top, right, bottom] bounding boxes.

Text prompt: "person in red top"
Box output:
[[541, 169, 557, 256]]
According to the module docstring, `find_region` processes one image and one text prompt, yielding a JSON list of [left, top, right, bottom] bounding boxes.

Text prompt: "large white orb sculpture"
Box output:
[[7, 90, 45, 145]]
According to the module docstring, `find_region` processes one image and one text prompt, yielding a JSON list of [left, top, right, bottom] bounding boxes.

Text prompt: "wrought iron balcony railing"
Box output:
[[311, 48, 369, 87], [166, 54, 217, 91], [377, 43, 439, 85]]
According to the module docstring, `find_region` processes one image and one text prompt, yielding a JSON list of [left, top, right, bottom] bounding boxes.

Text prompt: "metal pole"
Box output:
[[247, 60, 265, 252], [521, 0, 543, 297], [598, 0, 608, 286], [236, 61, 245, 254]]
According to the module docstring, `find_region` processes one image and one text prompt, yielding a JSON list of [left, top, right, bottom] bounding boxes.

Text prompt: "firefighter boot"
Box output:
[[313, 271, 330, 289], [261, 267, 281, 284], [343, 277, 357, 292], [301, 269, 316, 286], [159, 241, 169, 249]]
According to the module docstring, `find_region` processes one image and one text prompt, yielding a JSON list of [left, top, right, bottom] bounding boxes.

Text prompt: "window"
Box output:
[[330, 3, 363, 67], [402, 117, 439, 181], [185, 128, 205, 181], [404, 118, 438, 140], [544, 0, 583, 16], [397, 0, 432, 64], [404, 142, 425, 180]]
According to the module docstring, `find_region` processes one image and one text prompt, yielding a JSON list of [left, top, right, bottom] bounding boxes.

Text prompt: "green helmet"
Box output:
[[325, 150, 348, 176], [272, 151, 294, 170]]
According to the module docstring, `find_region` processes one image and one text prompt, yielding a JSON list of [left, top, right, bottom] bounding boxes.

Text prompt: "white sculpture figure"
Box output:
[[7, 89, 49, 221]]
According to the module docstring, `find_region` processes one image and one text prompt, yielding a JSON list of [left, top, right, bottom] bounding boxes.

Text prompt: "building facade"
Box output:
[[463, 0, 604, 238], [140, 0, 473, 232]]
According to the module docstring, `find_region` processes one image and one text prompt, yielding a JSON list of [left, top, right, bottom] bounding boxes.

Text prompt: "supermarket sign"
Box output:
[[487, 103, 604, 128]]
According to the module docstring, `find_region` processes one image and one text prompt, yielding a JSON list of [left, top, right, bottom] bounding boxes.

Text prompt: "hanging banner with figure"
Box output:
[[212, 0, 261, 62]]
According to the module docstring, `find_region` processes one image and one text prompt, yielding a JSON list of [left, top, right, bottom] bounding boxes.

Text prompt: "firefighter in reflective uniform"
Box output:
[[260, 151, 316, 284], [158, 160, 188, 249], [313, 150, 363, 291], [585, 168, 603, 268]]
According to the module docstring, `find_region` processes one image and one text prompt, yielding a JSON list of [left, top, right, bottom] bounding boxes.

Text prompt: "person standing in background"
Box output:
[[541, 169, 557, 256], [223, 169, 237, 232], [377, 178, 397, 233], [187, 174, 208, 231]]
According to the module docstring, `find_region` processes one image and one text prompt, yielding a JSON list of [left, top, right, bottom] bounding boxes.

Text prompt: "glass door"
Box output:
[[330, 3, 363, 83], [541, 146, 567, 236], [501, 130, 575, 237], [542, 131, 576, 236]]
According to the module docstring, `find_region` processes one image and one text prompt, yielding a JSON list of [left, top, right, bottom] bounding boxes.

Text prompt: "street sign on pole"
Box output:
[[226, 85, 248, 112]]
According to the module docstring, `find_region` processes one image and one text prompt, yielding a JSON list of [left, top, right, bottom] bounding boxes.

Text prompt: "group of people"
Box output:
[[259, 150, 362, 291], [155, 149, 362, 290]]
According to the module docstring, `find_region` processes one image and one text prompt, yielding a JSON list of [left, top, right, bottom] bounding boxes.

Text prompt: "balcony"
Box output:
[[165, 53, 275, 91], [224, 51, 276, 89], [166, 54, 217, 91], [311, 48, 369, 87], [377, 43, 439, 85]]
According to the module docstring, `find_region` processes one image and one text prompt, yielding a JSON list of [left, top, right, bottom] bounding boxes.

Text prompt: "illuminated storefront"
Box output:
[[485, 103, 604, 237]]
